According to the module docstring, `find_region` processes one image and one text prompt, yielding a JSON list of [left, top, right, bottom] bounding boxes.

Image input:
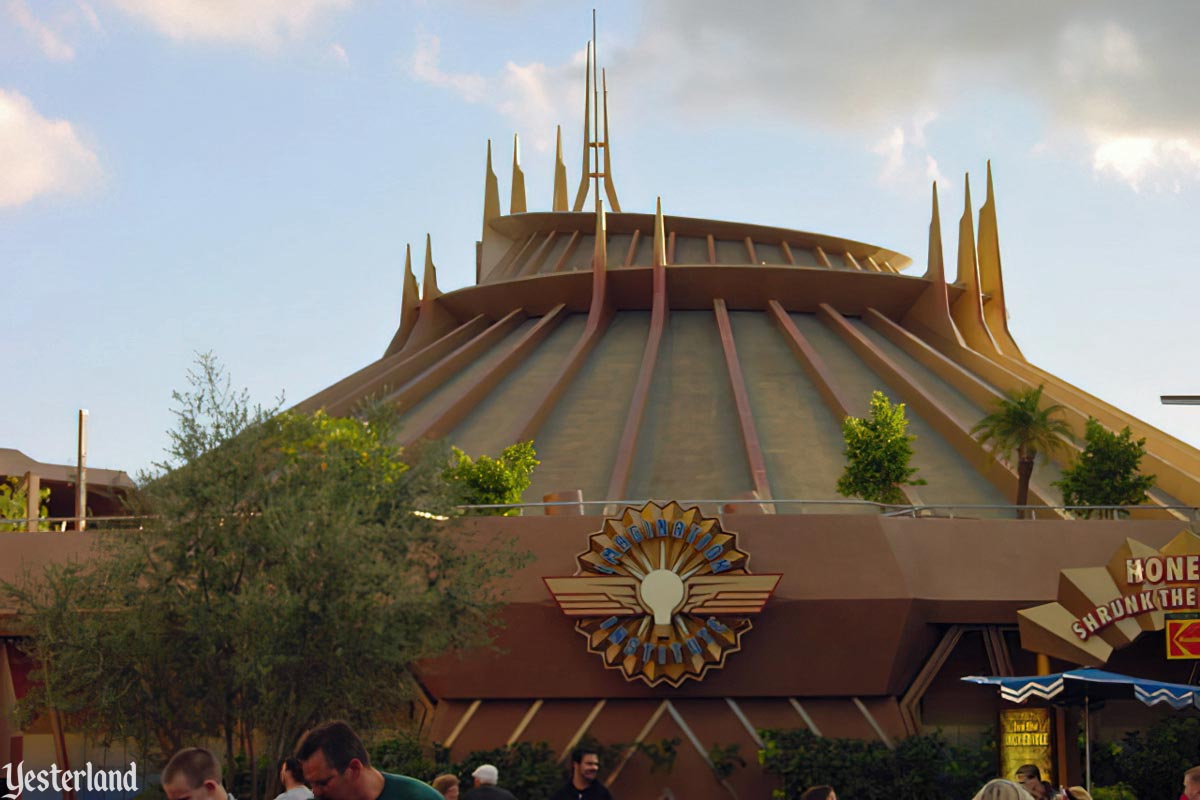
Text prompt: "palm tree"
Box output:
[[971, 384, 1073, 517]]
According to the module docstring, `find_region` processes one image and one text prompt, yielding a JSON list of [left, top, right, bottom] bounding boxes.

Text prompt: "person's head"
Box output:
[[1066, 787, 1092, 800], [431, 774, 459, 800], [800, 786, 836, 800], [296, 720, 372, 800], [1014, 766, 1042, 796], [570, 748, 600, 786], [471, 765, 498, 787], [280, 758, 307, 790], [162, 748, 226, 800], [971, 778, 1035, 800], [1183, 765, 1200, 800]]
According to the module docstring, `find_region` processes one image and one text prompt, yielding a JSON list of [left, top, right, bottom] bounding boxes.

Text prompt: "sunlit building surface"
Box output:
[[290, 47, 1200, 797]]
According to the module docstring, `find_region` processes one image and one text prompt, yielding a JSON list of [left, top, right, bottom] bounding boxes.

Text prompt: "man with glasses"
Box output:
[[296, 720, 440, 800]]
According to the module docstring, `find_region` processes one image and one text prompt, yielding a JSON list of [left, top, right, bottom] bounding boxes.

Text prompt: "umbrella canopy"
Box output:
[[961, 667, 1200, 709], [964, 667, 1200, 792]]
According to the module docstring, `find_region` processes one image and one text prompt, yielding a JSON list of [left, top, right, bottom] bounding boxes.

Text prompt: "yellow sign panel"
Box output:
[[544, 501, 781, 687], [999, 708, 1054, 786], [1166, 613, 1200, 659]]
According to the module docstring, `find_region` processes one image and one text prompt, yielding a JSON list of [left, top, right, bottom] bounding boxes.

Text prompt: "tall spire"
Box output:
[[386, 242, 421, 354], [572, 41, 592, 212], [510, 134, 527, 214], [977, 160, 1025, 359], [402, 242, 420, 315], [601, 69, 620, 212], [652, 196, 666, 269], [954, 174, 976, 287], [925, 181, 944, 282], [552, 125, 568, 211], [950, 174, 1000, 355], [422, 233, 442, 302], [482, 139, 500, 238], [901, 182, 965, 347], [571, 25, 621, 213], [592, 198, 607, 272]]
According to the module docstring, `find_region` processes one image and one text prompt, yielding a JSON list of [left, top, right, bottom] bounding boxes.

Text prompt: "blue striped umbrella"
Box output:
[[962, 668, 1200, 791], [962, 667, 1200, 709]]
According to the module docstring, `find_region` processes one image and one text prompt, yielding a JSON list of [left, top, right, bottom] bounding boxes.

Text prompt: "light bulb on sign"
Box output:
[[639, 569, 685, 625]]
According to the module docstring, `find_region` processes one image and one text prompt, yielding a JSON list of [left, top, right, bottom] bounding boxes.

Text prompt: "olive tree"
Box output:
[[4, 354, 526, 797]]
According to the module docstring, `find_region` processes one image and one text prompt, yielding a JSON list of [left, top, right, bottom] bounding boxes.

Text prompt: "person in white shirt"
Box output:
[[275, 758, 315, 800]]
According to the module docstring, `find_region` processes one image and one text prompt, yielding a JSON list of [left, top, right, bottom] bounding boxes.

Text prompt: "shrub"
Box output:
[[443, 441, 539, 515], [1053, 418, 1155, 517], [836, 391, 925, 505], [759, 728, 992, 800]]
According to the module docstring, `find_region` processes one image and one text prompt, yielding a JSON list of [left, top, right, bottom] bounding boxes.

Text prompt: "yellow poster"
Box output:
[[999, 708, 1054, 786]]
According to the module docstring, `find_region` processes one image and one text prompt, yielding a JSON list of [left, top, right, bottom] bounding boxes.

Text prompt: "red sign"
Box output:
[[1166, 618, 1200, 659]]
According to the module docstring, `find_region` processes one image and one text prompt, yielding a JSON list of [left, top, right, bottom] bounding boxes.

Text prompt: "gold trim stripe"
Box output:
[[852, 697, 895, 750], [665, 700, 739, 799], [506, 699, 543, 746], [607, 700, 669, 785], [724, 697, 764, 748], [443, 699, 482, 750], [557, 699, 607, 763], [788, 697, 821, 736]]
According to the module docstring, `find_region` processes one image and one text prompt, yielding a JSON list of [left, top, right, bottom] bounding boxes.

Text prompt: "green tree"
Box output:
[[3, 354, 526, 799], [836, 391, 925, 505], [1053, 418, 1156, 518], [970, 384, 1072, 517], [0, 476, 50, 531], [443, 441, 539, 515]]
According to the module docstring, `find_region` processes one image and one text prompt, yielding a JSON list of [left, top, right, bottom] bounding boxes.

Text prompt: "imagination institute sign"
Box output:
[[544, 501, 781, 688]]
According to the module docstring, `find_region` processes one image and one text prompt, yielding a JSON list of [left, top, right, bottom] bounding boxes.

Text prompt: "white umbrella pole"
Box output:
[[1085, 695, 1092, 793]]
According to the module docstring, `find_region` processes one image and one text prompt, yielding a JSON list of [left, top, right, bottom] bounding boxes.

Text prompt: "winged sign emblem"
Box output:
[[544, 501, 781, 687]]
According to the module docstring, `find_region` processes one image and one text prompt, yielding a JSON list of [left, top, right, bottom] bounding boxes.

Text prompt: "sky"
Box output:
[[4, 0, 1200, 480]]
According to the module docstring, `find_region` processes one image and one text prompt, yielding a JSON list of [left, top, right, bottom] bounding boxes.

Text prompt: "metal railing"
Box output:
[[0, 514, 151, 532], [3, 502, 1198, 531], [456, 499, 1200, 520]]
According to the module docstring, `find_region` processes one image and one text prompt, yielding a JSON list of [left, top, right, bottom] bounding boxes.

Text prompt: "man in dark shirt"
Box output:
[[549, 748, 612, 800], [296, 719, 441, 800], [460, 765, 515, 800]]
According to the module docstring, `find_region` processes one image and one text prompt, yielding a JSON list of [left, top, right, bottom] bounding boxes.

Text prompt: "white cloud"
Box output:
[[411, 30, 487, 103], [410, 29, 584, 151], [0, 89, 101, 207], [1092, 133, 1200, 191], [110, 0, 351, 49], [407, 4, 1200, 189], [615, 1, 1200, 191], [871, 127, 906, 184], [327, 41, 349, 66], [8, 0, 76, 61], [870, 113, 947, 193], [78, 2, 103, 33]]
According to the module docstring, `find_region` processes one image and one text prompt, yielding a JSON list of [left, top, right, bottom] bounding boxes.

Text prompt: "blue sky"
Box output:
[[4, 0, 1200, 478]]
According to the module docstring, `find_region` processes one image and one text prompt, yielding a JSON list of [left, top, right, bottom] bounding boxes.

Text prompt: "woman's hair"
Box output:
[[971, 778, 1036, 800], [1066, 788, 1092, 800], [431, 774, 459, 796]]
